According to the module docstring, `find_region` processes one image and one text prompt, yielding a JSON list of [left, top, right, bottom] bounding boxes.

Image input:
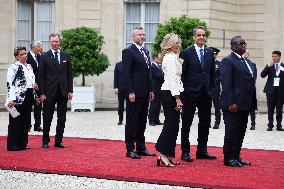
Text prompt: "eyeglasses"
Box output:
[[196, 34, 206, 37], [238, 42, 247, 47]]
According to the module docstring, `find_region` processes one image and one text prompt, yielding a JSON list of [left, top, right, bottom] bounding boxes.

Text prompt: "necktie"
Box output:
[[241, 58, 253, 77], [199, 48, 204, 69], [54, 51, 60, 64], [140, 48, 149, 67], [275, 64, 279, 72]]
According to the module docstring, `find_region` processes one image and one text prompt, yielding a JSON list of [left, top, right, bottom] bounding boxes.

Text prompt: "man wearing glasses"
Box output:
[[220, 36, 257, 167]]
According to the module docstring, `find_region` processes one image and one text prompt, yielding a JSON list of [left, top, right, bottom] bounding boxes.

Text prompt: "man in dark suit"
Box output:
[[210, 47, 222, 129], [261, 50, 284, 131], [148, 53, 164, 126], [39, 33, 73, 148], [113, 61, 126, 125], [220, 36, 257, 167], [27, 40, 43, 132], [180, 26, 216, 162], [122, 26, 155, 159]]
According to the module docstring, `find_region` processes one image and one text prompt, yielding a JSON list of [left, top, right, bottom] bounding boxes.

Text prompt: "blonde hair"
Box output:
[[160, 33, 181, 60]]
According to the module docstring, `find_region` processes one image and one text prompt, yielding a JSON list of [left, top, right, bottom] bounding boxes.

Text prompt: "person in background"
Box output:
[[27, 40, 43, 132], [220, 36, 257, 167], [6, 46, 39, 151], [122, 26, 155, 159], [155, 33, 184, 167], [113, 61, 126, 125], [39, 33, 73, 148], [261, 50, 284, 131], [148, 53, 164, 126], [243, 50, 257, 130], [180, 26, 216, 162], [210, 47, 222, 129]]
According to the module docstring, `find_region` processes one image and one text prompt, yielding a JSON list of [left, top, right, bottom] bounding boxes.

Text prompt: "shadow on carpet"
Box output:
[[0, 136, 283, 189]]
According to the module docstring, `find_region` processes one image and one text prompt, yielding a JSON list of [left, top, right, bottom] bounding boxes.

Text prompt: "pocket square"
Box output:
[[63, 60, 67, 63]]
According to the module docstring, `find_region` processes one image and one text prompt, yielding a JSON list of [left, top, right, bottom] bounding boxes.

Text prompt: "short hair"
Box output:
[[14, 46, 26, 58], [49, 33, 61, 41], [272, 50, 281, 56], [152, 52, 159, 60], [230, 36, 243, 45], [30, 40, 42, 49], [193, 26, 206, 35], [132, 26, 144, 35]]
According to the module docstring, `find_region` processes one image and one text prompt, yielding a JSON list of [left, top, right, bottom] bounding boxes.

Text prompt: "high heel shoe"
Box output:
[[157, 156, 174, 167]]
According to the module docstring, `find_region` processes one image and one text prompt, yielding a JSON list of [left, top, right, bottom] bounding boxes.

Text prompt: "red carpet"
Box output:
[[0, 136, 283, 189]]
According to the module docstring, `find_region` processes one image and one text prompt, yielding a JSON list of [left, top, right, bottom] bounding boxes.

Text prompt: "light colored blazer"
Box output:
[[161, 52, 184, 96]]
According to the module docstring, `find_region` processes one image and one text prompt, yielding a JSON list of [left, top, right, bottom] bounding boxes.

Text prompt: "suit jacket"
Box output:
[[122, 44, 153, 97], [113, 61, 126, 91], [151, 63, 164, 94], [180, 45, 215, 97], [39, 49, 73, 98], [27, 51, 40, 84], [220, 52, 257, 111], [260, 62, 284, 96]]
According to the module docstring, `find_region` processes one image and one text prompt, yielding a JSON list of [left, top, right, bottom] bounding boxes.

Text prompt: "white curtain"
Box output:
[[17, 0, 31, 49], [36, 1, 54, 51], [125, 2, 160, 51]]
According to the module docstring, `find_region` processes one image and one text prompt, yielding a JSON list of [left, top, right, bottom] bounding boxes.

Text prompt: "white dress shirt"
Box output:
[[51, 49, 61, 63], [161, 52, 184, 96], [194, 44, 204, 62], [233, 52, 253, 77], [30, 51, 39, 67]]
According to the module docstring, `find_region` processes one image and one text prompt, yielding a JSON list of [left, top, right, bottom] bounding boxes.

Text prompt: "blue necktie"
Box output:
[[199, 48, 204, 69], [54, 51, 60, 64]]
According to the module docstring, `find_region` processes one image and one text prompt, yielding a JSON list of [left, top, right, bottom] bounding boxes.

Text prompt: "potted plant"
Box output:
[[61, 26, 110, 111]]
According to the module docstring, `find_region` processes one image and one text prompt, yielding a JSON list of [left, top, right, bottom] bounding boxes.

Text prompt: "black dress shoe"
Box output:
[[149, 122, 156, 126], [34, 126, 43, 132], [117, 121, 123, 125], [224, 159, 242, 167], [181, 153, 193, 162], [213, 124, 219, 129], [155, 121, 164, 125], [126, 152, 141, 159], [267, 127, 273, 131], [237, 158, 251, 166], [196, 153, 217, 159], [276, 127, 284, 131], [136, 150, 156, 156], [42, 143, 49, 148], [54, 143, 65, 148], [250, 125, 255, 130]]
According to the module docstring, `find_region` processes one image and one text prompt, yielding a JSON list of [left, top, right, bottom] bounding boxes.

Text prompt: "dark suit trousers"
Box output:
[[7, 88, 33, 150], [223, 110, 249, 161], [117, 90, 126, 122], [148, 91, 162, 123], [212, 90, 221, 125], [249, 110, 256, 126], [33, 102, 42, 127], [266, 92, 283, 128], [181, 91, 212, 154], [42, 86, 68, 144], [125, 96, 148, 152], [155, 90, 180, 157]]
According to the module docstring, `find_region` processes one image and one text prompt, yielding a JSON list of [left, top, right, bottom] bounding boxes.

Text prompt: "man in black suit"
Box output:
[[148, 53, 164, 126], [39, 33, 73, 148], [261, 50, 284, 131], [122, 26, 155, 159], [180, 26, 216, 162], [220, 36, 257, 167], [210, 47, 222, 129], [113, 61, 126, 125], [27, 40, 43, 132]]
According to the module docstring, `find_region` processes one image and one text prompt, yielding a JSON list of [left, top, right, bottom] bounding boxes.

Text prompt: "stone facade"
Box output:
[[0, 0, 283, 107]]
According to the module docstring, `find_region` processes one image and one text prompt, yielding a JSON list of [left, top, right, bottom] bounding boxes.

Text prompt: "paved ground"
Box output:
[[0, 111, 283, 189]]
